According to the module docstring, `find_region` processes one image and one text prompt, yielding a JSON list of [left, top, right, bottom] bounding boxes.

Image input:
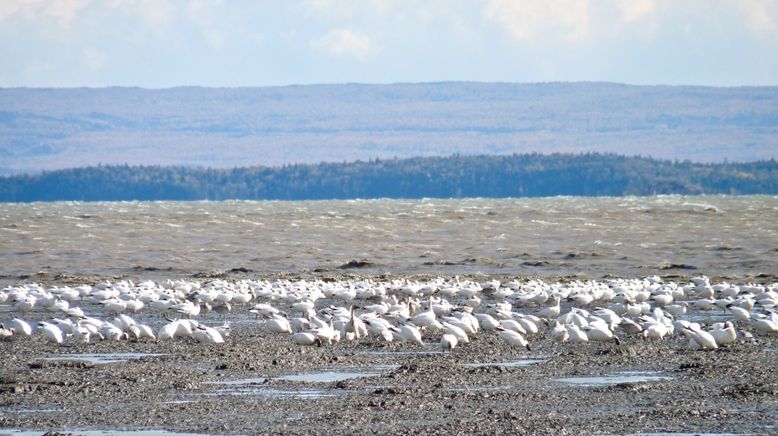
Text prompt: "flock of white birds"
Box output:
[[1, 275, 777, 353]]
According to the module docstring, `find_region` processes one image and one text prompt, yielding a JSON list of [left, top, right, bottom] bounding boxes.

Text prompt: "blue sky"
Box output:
[[1, 0, 777, 88]]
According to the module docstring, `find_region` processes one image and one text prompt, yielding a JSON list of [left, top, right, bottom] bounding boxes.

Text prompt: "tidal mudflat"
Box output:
[[1, 274, 776, 435]]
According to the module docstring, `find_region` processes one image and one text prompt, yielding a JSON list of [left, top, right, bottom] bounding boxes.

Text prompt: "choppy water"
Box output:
[[0, 196, 776, 283]]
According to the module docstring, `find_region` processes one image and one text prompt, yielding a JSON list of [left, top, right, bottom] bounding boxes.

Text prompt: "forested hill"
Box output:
[[1, 154, 776, 202], [2, 83, 777, 174]]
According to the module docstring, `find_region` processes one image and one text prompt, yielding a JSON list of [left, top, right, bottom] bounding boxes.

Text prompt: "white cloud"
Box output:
[[484, 0, 591, 42], [311, 28, 376, 60], [738, 0, 778, 37], [297, 0, 331, 13], [620, 0, 656, 23], [0, 0, 89, 26], [0, 1, 25, 23], [81, 47, 107, 70], [186, 0, 226, 49], [111, 0, 176, 31], [44, 0, 89, 25]]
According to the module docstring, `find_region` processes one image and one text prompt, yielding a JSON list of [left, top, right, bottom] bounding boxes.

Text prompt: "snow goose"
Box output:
[[710, 321, 737, 345], [293, 331, 322, 346], [440, 333, 458, 351], [495, 326, 531, 351], [683, 324, 718, 350], [38, 322, 64, 344], [392, 323, 424, 346], [8, 318, 32, 336], [441, 321, 470, 344], [583, 321, 620, 345], [192, 324, 225, 344], [265, 314, 293, 334]]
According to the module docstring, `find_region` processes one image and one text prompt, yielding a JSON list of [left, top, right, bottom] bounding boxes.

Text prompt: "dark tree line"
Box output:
[[1, 153, 776, 202]]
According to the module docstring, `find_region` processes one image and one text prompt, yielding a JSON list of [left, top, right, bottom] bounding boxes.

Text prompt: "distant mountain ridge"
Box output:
[[1, 82, 776, 174], [1, 153, 776, 202]]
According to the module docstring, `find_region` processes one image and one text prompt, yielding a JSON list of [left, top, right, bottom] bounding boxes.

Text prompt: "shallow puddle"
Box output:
[[466, 358, 547, 368], [1, 408, 60, 415], [685, 312, 731, 322], [204, 377, 267, 385], [277, 371, 382, 383], [254, 388, 335, 399], [629, 433, 749, 436], [41, 353, 166, 364], [556, 371, 671, 386], [200, 376, 335, 399], [448, 385, 516, 393], [363, 350, 445, 356], [0, 430, 210, 436], [276, 365, 399, 383], [200, 386, 334, 399]]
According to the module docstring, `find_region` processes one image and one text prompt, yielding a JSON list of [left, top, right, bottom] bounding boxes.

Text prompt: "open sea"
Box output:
[[1, 196, 776, 283]]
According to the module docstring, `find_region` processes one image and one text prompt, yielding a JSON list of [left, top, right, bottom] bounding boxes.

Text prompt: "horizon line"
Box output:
[[3, 80, 778, 91], [4, 152, 777, 178]]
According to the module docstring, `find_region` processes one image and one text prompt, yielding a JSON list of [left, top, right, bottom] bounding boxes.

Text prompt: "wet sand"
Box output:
[[1, 274, 777, 435]]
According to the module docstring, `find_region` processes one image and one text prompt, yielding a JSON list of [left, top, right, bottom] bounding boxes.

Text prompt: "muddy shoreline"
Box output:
[[1, 274, 777, 435]]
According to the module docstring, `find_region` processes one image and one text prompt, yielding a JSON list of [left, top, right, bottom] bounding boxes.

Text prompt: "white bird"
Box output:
[[100, 323, 126, 341], [441, 321, 470, 344], [8, 318, 32, 336], [618, 318, 643, 335], [102, 299, 127, 315], [566, 324, 588, 343], [664, 303, 687, 318], [536, 296, 561, 319], [314, 322, 340, 344], [293, 332, 322, 346], [158, 320, 184, 341], [515, 315, 540, 335], [14, 297, 37, 314], [650, 293, 674, 306], [692, 298, 716, 311], [591, 308, 622, 328], [347, 307, 368, 339], [265, 315, 293, 334], [64, 307, 85, 318], [441, 316, 476, 336], [214, 323, 231, 338], [683, 324, 718, 350], [127, 324, 156, 341], [750, 316, 778, 335], [363, 316, 394, 337], [495, 326, 531, 350], [549, 322, 569, 342], [641, 320, 668, 340], [499, 319, 527, 335], [38, 322, 64, 344], [192, 324, 225, 344], [392, 324, 424, 346], [473, 313, 500, 331], [0, 324, 15, 340], [50, 318, 76, 335], [249, 303, 282, 317], [73, 326, 93, 343], [170, 301, 201, 318], [583, 322, 620, 345], [410, 299, 441, 330], [727, 305, 751, 322], [710, 321, 737, 345], [440, 333, 458, 351]]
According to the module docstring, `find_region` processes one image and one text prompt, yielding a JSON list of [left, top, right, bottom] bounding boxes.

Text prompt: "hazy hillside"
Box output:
[[1, 82, 777, 174], [2, 153, 776, 202]]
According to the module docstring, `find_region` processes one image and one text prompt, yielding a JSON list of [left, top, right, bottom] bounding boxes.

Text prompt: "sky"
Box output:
[[1, 0, 777, 88]]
